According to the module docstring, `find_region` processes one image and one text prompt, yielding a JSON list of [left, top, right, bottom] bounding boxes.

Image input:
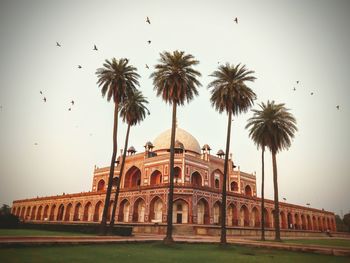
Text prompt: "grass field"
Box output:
[[0, 243, 349, 263], [0, 229, 92, 236], [284, 239, 350, 248]]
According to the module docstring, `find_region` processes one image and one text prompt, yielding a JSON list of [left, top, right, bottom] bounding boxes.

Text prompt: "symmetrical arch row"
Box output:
[[12, 198, 336, 231], [120, 166, 253, 197]]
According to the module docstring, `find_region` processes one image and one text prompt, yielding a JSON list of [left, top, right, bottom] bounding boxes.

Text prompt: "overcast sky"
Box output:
[[0, 0, 349, 216]]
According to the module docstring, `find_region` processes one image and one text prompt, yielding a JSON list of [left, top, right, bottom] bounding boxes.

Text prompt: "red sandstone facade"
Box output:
[[11, 128, 336, 232]]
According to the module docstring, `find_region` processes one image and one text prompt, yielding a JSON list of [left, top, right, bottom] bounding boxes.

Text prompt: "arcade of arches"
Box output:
[[11, 127, 336, 233]]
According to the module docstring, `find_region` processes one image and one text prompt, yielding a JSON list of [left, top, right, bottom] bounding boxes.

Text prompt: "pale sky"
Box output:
[[0, 0, 349, 216]]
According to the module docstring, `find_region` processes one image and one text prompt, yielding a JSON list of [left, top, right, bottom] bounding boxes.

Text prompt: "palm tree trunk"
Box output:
[[272, 152, 281, 241], [100, 103, 119, 235], [220, 111, 232, 245], [109, 123, 131, 228], [164, 103, 177, 244], [261, 146, 265, 241]]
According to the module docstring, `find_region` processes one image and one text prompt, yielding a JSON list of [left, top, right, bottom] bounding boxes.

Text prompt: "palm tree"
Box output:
[[246, 104, 270, 241], [109, 90, 149, 228], [96, 58, 140, 234], [150, 50, 201, 244], [246, 101, 297, 241], [208, 63, 256, 244]]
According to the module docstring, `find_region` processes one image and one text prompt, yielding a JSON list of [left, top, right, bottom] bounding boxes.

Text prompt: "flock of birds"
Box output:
[[293, 81, 340, 110], [2, 15, 338, 146]]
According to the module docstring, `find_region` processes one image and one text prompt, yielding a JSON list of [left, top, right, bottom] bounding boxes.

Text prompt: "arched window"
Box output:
[[124, 166, 142, 188], [191, 172, 202, 187], [230, 181, 238, 191], [97, 180, 105, 191], [214, 179, 220, 188], [211, 169, 223, 189], [174, 167, 181, 183], [245, 185, 252, 196], [150, 170, 162, 186]]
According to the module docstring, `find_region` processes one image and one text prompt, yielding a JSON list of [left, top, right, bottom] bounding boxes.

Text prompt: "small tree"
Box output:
[[343, 213, 350, 232]]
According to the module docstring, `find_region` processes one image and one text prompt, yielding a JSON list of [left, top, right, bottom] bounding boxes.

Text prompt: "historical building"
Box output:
[[11, 127, 336, 233]]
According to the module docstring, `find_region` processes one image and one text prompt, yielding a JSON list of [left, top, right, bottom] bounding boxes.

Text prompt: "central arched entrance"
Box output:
[[173, 199, 189, 224], [124, 166, 141, 188]]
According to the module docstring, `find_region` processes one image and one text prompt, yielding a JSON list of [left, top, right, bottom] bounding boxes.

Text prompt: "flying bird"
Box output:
[[43, 97, 47, 102], [306, 203, 310, 206], [310, 92, 314, 95], [147, 40, 151, 44], [71, 100, 74, 105], [282, 198, 286, 201], [146, 64, 149, 69], [68, 108, 71, 111], [293, 87, 296, 91], [296, 80, 299, 84], [34, 143, 38, 146], [234, 17, 238, 24], [336, 105, 340, 110], [40, 91, 43, 94], [93, 44, 98, 51], [78, 65, 82, 69], [56, 42, 61, 47], [146, 16, 151, 24]]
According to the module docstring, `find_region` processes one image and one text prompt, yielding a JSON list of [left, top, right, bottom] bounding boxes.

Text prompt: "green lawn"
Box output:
[[0, 229, 92, 236], [0, 243, 348, 263], [285, 239, 350, 249]]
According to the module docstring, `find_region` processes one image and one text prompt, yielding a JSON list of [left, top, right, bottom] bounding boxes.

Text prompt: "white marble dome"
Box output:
[[153, 127, 201, 154]]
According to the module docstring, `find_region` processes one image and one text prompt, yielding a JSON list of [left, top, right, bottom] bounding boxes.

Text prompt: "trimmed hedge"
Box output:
[[0, 214, 20, 228], [20, 222, 132, 236]]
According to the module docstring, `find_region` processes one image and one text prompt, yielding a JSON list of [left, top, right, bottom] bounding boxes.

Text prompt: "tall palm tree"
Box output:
[[96, 58, 140, 234], [109, 90, 149, 228], [246, 101, 297, 241], [246, 104, 270, 241], [208, 63, 256, 244], [150, 50, 201, 244]]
